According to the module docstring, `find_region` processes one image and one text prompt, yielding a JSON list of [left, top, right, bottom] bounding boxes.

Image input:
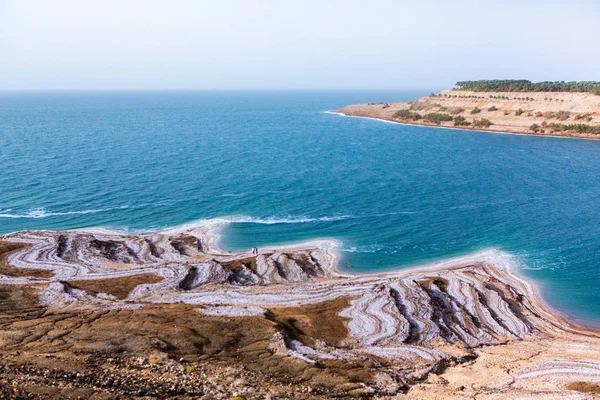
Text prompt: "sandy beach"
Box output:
[[0, 226, 599, 399]]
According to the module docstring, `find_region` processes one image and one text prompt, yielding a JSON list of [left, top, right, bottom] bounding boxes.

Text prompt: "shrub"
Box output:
[[394, 110, 422, 121], [473, 118, 493, 128], [535, 112, 543, 117], [556, 110, 570, 121], [488, 106, 498, 111], [530, 123, 541, 133], [185, 365, 195, 374], [470, 107, 482, 114], [453, 115, 470, 126], [538, 122, 600, 135], [515, 108, 524, 116], [395, 110, 412, 119], [574, 114, 590, 120], [447, 107, 465, 115], [423, 113, 453, 125]]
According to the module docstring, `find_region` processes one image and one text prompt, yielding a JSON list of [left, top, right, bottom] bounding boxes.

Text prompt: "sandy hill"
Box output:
[[337, 90, 600, 138]]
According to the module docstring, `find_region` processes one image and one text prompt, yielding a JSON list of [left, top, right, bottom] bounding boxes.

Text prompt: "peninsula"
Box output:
[[336, 80, 600, 139], [1, 226, 600, 399]]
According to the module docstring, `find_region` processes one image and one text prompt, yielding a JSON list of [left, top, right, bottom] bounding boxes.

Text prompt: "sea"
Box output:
[[1, 90, 600, 326]]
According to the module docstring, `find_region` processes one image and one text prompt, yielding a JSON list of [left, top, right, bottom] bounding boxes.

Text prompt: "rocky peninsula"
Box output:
[[335, 80, 600, 139], [0, 225, 599, 399]]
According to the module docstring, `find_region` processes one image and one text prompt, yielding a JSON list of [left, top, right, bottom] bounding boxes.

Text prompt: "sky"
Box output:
[[0, 0, 599, 90]]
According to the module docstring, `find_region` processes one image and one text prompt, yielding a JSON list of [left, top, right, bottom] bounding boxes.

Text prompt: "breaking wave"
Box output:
[[0, 206, 130, 219]]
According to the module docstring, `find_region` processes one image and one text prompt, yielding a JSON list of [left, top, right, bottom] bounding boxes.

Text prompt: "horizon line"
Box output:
[[0, 88, 442, 93]]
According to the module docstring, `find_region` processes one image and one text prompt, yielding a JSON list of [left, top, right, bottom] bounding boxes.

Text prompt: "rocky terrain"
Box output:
[[335, 90, 600, 139], [0, 227, 599, 399]]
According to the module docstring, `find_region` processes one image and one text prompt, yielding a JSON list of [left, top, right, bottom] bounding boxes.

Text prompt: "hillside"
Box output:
[[336, 89, 600, 138]]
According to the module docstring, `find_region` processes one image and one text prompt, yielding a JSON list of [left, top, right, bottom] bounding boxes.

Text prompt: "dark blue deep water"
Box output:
[[1, 91, 600, 325]]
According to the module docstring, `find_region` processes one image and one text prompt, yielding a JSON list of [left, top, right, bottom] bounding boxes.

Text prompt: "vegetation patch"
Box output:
[[536, 122, 600, 135], [555, 110, 571, 121], [423, 113, 453, 125], [470, 107, 481, 115], [453, 116, 470, 127], [455, 79, 600, 94], [529, 123, 541, 133], [473, 119, 493, 128], [574, 113, 593, 122], [394, 109, 422, 121]]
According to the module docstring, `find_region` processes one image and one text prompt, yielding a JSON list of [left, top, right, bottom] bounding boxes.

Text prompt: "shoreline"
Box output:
[[334, 89, 600, 141], [330, 109, 600, 141], [3, 222, 595, 329], [73, 219, 344, 262], [1, 225, 598, 334], [2, 227, 600, 398]]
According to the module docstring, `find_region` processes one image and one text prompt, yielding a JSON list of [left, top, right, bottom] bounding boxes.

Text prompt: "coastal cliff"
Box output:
[[1, 227, 600, 399], [336, 82, 600, 139]]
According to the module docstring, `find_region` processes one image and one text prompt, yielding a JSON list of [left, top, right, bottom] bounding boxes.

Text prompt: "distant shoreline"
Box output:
[[334, 88, 600, 140], [328, 110, 600, 141]]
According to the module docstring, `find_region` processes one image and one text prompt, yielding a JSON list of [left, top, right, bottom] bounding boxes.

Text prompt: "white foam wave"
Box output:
[[385, 249, 522, 276], [237, 215, 350, 224], [338, 244, 385, 253], [0, 206, 129, 219], [161, 214, 350, 232], [218, 193, 248, 198]]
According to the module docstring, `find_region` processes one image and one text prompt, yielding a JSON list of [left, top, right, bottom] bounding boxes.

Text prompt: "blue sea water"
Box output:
[[1, 91, 600, 326]]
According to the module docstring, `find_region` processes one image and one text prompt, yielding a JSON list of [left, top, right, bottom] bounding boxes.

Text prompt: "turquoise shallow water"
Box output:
[[1, 91, 600, 326]]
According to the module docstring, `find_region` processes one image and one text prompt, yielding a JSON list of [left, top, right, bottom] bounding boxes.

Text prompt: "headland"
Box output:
[[335, 80, 600, 139]]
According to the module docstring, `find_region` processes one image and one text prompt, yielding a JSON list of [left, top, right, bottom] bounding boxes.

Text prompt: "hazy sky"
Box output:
[[0, 0, 599, 90]]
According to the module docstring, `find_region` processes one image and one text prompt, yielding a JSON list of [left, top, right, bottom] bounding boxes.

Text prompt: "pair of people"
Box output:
[[251, 247, 259, 255]]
